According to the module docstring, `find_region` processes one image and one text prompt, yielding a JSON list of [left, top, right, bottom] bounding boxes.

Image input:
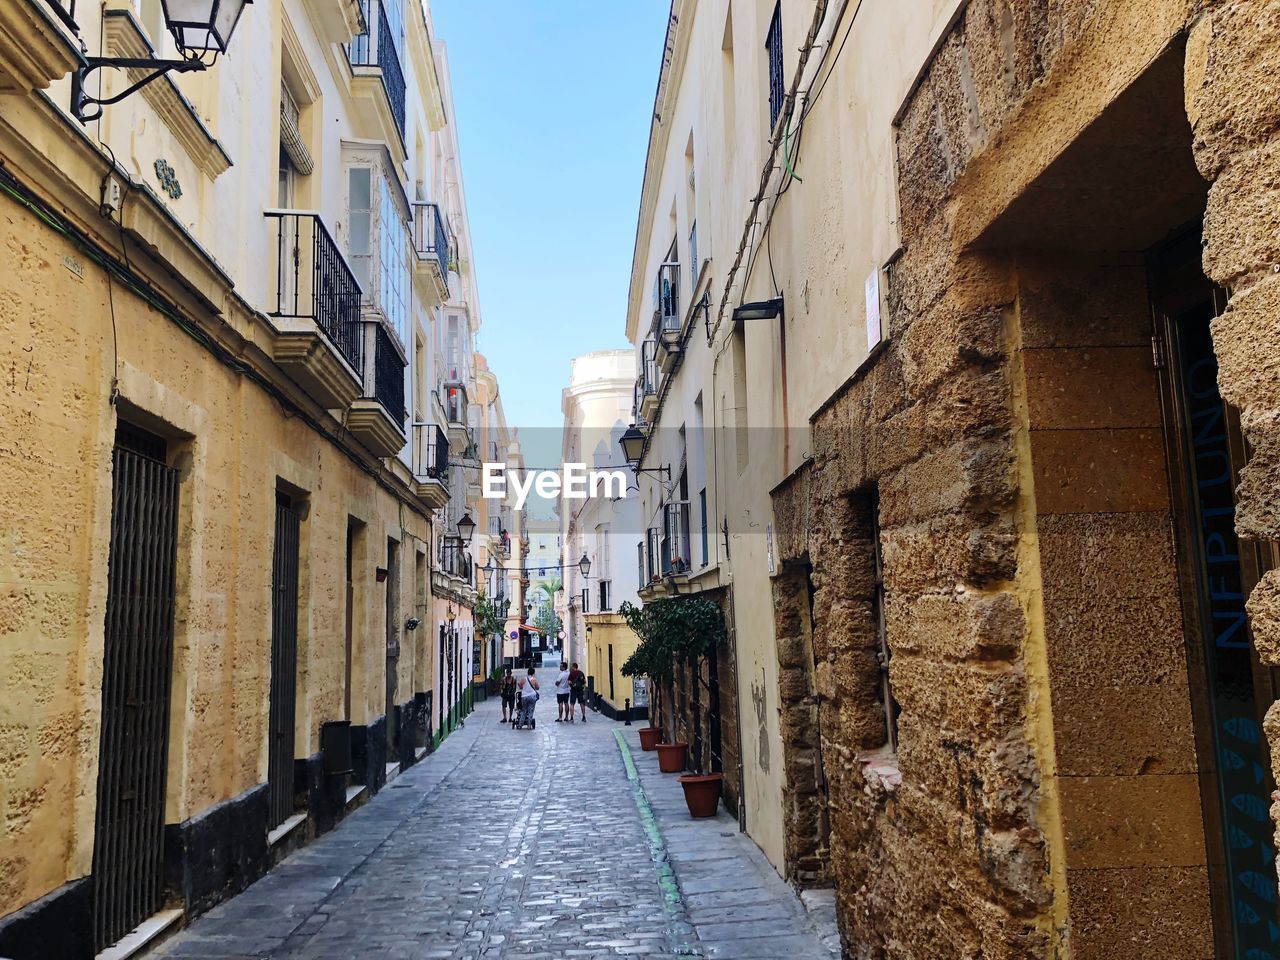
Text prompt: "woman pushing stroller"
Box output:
[[513, 667, 540, 729]]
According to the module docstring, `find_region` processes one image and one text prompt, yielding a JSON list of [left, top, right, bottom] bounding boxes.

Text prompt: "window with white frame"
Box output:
[[345, 147, 411, 346]]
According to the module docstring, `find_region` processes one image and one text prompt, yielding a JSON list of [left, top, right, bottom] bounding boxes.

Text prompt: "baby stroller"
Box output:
[[513, 693, 537, 730]]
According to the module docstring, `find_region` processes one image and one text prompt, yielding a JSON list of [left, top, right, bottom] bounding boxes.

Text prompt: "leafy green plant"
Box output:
[[473, 589, 506, 640], [618, 596, 726, 684]]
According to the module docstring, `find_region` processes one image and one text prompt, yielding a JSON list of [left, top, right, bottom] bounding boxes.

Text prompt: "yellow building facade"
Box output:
[[0, 0, 495, 953]]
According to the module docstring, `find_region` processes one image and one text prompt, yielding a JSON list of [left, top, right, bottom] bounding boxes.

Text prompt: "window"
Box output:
[[765, 2, 784, 130], [598, 580, 611, 612], [689, 221, 699, 285], [637, 541, 645, 591], [581, 588, 589, 614], [346, 150, 411, 346], [700, 488, 709, 567], [868, 487, 898, 753]]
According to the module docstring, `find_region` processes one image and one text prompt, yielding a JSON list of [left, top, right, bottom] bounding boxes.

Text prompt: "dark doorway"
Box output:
[[268, 491, 301, 829], [92, 423, 180, 950], [385, 538, 400, 751], [1152, 229, 1280, 957], [344, 519, 362, 721]]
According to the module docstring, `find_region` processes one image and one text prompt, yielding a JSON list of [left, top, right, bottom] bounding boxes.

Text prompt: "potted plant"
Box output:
[[637, 726, 661, 751], [656, 740, 689, 772], [677, 772, 723, 817]]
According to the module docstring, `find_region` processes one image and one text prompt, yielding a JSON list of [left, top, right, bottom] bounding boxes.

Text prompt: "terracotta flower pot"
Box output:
[[638, 727, 662, 751], [656, 741, 689, 773], [678, 773, 722, 818]]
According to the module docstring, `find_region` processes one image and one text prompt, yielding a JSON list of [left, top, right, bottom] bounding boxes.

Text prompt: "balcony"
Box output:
[[663, 500, 691, 576], [264, 211, 364, 410], [654, 262, 682, 373], [441, 379, 471, 452], [411, 201, 450, 301], [637, 339, 659, 423], [411, 422, 449, 509], [0, 0, 85, 94], [348, 322, 407, 457], [439, 539, 472, 583], [345, 0, 406, 149]]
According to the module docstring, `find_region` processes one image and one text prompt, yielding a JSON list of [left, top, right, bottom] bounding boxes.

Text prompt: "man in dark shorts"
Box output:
[[554, 661, 571, 721], [568, 662, 587, 722], [500, 667, 516, 723]]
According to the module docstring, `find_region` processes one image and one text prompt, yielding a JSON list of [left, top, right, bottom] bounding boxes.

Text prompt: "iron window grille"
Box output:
[[869, 487, 899, 753], [264, 211, 364, 372], [765, 2, 784, 130]]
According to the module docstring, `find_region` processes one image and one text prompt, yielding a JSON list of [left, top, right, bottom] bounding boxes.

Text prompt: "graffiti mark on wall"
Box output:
[[752, 673, 769, 773]]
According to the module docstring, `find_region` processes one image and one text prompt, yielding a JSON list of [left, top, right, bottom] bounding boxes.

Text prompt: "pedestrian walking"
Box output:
[[568, 661, 587, 722], [554, 661, 571, 722], [499, 667, 517, 723], [515, 666, 540, 729]]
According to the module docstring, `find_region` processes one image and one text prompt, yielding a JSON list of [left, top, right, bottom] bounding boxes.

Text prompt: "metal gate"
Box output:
[[92, 425, 180, 951], [268, 493, 301, 828]]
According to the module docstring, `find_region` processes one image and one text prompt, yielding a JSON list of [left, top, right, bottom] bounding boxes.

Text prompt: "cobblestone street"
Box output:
[[149, 668, 837, 960]]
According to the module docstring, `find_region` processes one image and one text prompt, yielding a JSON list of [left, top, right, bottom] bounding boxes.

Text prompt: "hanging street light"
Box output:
[[619, 424, 646, 466], [456, 513, 476, 545], [578, 553, 591, 578], [71, 0, 252, 122]]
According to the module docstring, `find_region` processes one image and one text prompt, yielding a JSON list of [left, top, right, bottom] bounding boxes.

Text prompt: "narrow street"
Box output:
[[148, 667, 837, 960]]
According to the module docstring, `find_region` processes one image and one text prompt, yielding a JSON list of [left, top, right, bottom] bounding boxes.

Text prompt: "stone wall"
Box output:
[[771, 566, 830, 887], [770, 0, 1280, 957]]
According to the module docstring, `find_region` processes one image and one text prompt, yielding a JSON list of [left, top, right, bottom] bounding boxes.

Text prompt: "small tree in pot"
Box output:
[[619, 597, 728, 815]]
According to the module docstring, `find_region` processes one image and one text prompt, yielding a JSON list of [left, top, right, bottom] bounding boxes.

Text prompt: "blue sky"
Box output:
[[433, 0, 667, 450]]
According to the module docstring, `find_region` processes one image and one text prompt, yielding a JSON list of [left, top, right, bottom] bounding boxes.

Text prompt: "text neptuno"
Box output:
[[481, 464, 629, 509]]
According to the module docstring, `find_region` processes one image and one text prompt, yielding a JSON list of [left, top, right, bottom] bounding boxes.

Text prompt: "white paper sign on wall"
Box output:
[[865, 268, 882, 352]]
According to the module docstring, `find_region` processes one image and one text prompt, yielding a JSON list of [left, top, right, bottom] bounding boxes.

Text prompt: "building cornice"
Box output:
[[624, 0, 692, 344], [0, 89, 432, 519]]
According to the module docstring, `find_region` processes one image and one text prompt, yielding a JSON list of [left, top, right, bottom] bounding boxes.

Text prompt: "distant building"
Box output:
[[560, 350, 644, 719]]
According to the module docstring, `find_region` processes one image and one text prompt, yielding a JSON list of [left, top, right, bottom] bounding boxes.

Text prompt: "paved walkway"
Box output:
[[150, 667, 838, 959]]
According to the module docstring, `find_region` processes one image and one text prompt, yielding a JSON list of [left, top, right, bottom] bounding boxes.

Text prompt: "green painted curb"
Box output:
[[613, 729, 702, 957]]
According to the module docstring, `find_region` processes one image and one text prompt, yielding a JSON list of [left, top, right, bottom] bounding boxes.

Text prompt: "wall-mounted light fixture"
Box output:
[[71, 0, 253, 123]]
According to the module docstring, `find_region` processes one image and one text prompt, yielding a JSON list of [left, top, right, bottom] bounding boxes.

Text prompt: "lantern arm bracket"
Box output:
[[72, 54, 210, 123]]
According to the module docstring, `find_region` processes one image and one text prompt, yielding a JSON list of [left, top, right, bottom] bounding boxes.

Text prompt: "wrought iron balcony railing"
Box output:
[[663, 500, 691, 575], [346, 0, 406, 138], [411, 201, 450, 284], [442, 379, 467, 425], [264, 211, 364, 372], [640, 339, 659, 396], [653, 261, 680, 338], [413, 422, 448, 480], [44, 0, 79, 31], [439, 539, 472, 581], [372, 322, 406, 426]]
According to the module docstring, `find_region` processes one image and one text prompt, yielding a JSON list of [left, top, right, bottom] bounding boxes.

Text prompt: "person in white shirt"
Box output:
[[554, 662, 572, 722]]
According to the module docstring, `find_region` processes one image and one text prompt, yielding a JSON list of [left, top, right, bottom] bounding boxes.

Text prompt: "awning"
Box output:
[[519, 624, 542, 634]]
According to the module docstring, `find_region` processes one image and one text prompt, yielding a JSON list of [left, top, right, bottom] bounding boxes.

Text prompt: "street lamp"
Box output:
[[732, 297, 785, 323], [578, 553, 591, 578], [71, 0, 252, 122], [456, 513, 476, 545], [619, 424, 671, 485], [619, 424, 646, 466]]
